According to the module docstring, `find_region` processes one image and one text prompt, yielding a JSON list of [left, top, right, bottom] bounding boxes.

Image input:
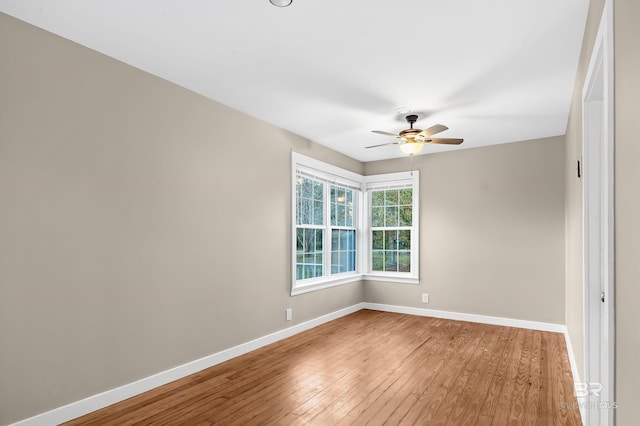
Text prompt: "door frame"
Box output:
[[581, 1, 614, 425]]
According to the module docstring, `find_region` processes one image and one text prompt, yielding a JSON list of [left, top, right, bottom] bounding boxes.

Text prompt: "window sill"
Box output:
[[291, 274, 362, 296], [291, 273, 419, 296], [362, 274, 420, 285]]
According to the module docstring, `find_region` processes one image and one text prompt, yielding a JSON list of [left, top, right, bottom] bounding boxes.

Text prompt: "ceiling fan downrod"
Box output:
[[405, 114, 418, 128]]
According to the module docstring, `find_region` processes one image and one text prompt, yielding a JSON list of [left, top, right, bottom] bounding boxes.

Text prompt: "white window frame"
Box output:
[[363, 171, 420, 284], [291, 152, 364, 295], [291, 152, 420, 295]]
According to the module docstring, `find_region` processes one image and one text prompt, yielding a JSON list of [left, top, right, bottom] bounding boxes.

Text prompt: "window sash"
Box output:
[[368, 187, 414, 275]]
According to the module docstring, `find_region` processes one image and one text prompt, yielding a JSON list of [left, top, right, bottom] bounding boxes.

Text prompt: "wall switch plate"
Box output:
[[422, 293, 429, 304], [286, 308, 292, 321]]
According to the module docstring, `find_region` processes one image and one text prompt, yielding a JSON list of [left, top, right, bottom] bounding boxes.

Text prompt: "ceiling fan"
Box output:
[[367, 114, 463, 155]]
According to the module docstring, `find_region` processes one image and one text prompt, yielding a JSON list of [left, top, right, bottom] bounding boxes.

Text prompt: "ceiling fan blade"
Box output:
[[365, 142, 400, 149], [418, 124, 448, 138], [371, 130, 400, 137], [426, 138, 464, 145]]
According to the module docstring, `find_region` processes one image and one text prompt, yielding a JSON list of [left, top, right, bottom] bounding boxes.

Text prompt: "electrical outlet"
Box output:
[[286, 308, 292, 321], [422, 293, 429, 304]]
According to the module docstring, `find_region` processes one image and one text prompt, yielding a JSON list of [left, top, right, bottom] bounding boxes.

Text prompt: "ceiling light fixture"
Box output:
[[269, 0, 292, 6], [399, 141, 424, 156]]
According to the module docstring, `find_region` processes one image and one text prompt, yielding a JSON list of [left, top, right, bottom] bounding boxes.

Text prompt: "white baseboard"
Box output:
[[362, 302, 566, 333], [563, 329, 581, 386], [10, 303, 365, 426], [563, 328, 584, 422], [12, 301, 573, 425]]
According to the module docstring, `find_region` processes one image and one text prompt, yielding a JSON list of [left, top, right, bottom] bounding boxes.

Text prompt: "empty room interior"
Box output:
[[0, 0, 638, 425]]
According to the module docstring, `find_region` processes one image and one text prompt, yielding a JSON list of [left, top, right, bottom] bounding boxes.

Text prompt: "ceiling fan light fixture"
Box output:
[[399, 142, 424, 156], [367, 115, 462, 153], [269, 0, 292, 6]]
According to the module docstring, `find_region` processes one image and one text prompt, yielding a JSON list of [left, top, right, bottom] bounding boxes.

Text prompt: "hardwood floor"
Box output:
[[64, 310, 582, 425]]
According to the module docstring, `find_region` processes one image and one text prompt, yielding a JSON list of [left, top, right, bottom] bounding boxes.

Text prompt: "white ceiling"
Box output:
[[0, 0, 589, 162]]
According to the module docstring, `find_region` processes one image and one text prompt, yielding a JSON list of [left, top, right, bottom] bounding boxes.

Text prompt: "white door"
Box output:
[[581, 2, 614, 425]]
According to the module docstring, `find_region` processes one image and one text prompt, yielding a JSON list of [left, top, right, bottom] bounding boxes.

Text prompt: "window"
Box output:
[[371, 187, 413, 273], [294, 178, 357, 281], [292, 153, 419, 295], [365, 171, 419, 283], [292, 153, 362, 295]]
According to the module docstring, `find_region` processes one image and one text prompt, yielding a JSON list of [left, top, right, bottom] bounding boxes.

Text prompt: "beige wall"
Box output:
[[364, 137, 566, 324], [564, 0, 605, 382], [0, 7, 590, 425], [613, 0, 640, 423], [0, 13, 363, 424]]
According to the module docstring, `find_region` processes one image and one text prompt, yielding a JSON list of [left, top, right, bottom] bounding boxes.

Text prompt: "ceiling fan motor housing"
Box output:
[[399, 115, 422, 139]]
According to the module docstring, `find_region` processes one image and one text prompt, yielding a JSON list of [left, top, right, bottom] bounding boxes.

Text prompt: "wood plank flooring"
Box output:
[[64, 310, 582, 425]]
